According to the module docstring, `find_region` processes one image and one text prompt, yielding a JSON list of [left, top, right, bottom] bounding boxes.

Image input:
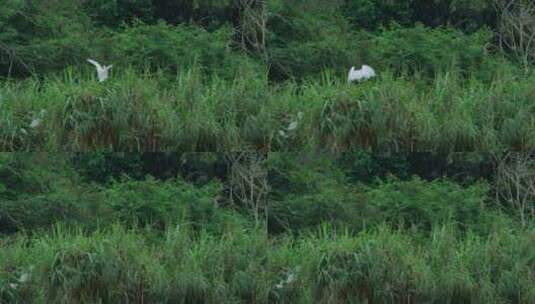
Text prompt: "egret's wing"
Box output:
[[361, 65, 376, 77], [87, 59, 102, 70], [348, 69, 357, 82], [30, 118, 41, 128], [287, 121, 298, 131], [354, 70, 364, 81]]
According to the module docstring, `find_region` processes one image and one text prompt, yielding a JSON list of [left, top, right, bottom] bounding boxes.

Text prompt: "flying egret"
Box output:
[[87, 59, 112, 82], [348, 65, 376, 83]]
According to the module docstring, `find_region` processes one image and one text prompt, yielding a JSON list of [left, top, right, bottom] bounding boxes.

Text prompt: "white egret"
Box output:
[[9, 268, 32, 290], [87, 59, 112, 82], [29, 118, 41, 128], [18, 272, 30, 283], [279, 112, 304, 138], [274, 269, 297, 289], [30, 109, 46, 128], [287, 121, 298, 131], [348, 65, 376, 83]]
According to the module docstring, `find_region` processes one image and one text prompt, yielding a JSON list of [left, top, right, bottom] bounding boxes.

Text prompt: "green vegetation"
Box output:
[[1, 68, 535, 152], [1, 1, 533, 152], [1, 222, 533, 303], [1, 1, 534, 303], [1, 153, 534, 303]]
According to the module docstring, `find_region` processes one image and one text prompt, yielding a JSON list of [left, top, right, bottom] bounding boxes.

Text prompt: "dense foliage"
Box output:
[[1, 1, 534, 303], [0, 153, 534, 303]]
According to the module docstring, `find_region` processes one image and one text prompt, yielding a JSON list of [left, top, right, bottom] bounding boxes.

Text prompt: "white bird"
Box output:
[[8, 271, 31, 290], [30, 118, 41, 128], [87, 59, 112, 82], [287, 121, 298, 131], [30, 109, 46, 128], [274, 270, 297, 289], [18, 272, 30, 283], [285, 272, 296, 284], [348, 65, 376, 83]]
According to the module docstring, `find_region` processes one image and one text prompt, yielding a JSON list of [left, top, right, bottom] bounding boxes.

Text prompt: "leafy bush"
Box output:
[[267, 153, 361, 233], [411, 0, 496, 32], [71, 153, 144, 183], [369, 24, 494, 77], [343, 0, 415, 30], [0, 1, 93, 77], [342, 0, 496, 32], [82, 0, 155, 27], [151, 0, 236, 28], [0, 153, 78, 200], [103, 177, 224, 230], [0, 153, 93, 233], [363, 177, 489, 230], [0, 191, 93, 234], [108, 21, 255, 78], [266, 1, 358, 80]]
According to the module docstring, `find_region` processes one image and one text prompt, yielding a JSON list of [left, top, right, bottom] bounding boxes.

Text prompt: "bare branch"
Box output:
[[494, 151, 535, 226], [494, 0, 535, 71]]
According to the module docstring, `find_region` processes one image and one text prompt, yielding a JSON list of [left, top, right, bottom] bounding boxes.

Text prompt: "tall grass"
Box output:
[[1, 223, 533, 303], [1, 66, 534, 152]]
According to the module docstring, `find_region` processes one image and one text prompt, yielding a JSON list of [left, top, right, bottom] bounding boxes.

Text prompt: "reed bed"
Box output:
[[1, 68, 534, 153]]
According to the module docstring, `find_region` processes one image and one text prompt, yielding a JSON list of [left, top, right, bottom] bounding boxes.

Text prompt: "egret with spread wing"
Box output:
[[348, 65, 376, 83], [87, 59, 112, 82]]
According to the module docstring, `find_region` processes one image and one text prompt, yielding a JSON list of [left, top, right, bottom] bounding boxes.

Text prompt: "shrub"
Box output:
[[266, 1, 358, 80], [411, 0, 496, 32], [151, 0, 236, 28], [108, 21, 254, 79], [0, 192, 88, 234], [342, 0, 415, 30], [103, 177, 224, 230], [368, 24, 494, 77], [0, 153, 96, 233], [71, 153, 144, 183], [82, 0, 155, 27], [267, 153, 361, 233], [363, 177, 489, 230], [0, 1, 93, 77]]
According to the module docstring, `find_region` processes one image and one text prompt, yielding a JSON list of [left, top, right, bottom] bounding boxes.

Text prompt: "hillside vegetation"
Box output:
[[1, 1, 534, 303], [1, 0, 534, 153]]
